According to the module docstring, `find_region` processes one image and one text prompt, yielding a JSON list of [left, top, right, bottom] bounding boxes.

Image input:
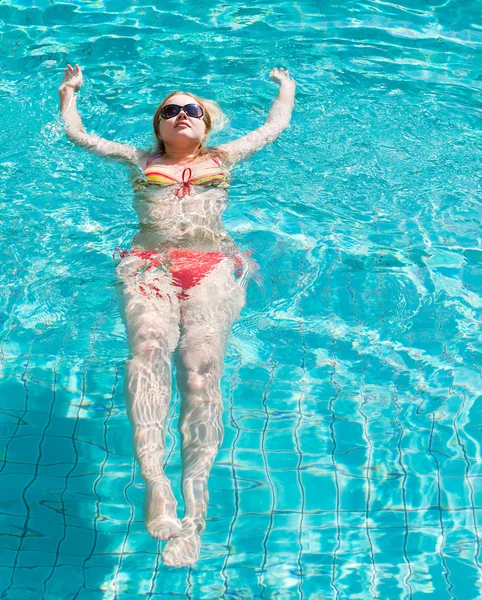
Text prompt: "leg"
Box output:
[[116, 255, 182, 540], [162, 258, 246, 567]]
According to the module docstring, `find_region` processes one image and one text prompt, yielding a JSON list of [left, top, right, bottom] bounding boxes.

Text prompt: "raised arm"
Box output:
[[217, 67, 295, 165], [58, 64, 148, 168]]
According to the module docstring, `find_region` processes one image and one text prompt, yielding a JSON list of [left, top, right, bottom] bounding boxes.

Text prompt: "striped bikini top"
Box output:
[[136, 155, 229, 199]]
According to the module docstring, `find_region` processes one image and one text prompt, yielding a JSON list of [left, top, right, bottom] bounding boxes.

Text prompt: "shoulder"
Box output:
[[143, 152, 162, 166], [206, 146, 234, 170], [206, 146, 229, 161], [136, 150, 161, 170]]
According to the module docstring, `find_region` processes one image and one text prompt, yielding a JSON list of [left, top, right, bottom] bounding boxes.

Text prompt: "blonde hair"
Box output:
[[152, 91, 228, 158]]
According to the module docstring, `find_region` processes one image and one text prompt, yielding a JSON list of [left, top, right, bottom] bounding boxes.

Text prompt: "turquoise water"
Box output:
[[1, 0, 482, 597]]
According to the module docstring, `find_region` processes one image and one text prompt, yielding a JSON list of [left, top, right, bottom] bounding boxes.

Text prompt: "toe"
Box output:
[[152, 528, 172, 541], [162, 550, 179, 568], [147, 517, 182, 540]]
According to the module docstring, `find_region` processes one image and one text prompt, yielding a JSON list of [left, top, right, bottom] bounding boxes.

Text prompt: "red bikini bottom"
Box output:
[[114, 247, 244, 300]]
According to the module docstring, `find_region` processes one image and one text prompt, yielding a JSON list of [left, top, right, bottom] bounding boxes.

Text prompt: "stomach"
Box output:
[[130, 186, 234, 253], [131, 224, 235, 253]]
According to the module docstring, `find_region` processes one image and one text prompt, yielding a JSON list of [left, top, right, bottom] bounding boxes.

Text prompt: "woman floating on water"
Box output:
[[58, 64, 295, 567]]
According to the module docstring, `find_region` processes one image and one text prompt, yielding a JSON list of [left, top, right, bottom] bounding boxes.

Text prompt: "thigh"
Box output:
[[115, 253, 181, 354], [180, 257, 246, 343]]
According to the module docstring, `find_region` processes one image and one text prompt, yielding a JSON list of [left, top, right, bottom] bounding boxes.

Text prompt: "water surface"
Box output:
[[1, 0, 482, 598]]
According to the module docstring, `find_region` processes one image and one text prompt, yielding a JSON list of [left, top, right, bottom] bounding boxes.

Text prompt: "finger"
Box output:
[[68, 64, 75, 75], [75, 63, 81, 73]]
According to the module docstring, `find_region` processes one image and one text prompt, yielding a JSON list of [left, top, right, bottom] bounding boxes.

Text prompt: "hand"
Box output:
[[269, 67, 295, 89], [59, 63, 83, 94]]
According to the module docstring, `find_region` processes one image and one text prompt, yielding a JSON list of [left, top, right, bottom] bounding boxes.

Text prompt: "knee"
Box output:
[[126, 316, 180, 356], [185, 365, 209, 394], [127, 341, 167, 369], [182, 356, 222, 396], [128, 318, 180, 358], [132, 338, 164, 357]]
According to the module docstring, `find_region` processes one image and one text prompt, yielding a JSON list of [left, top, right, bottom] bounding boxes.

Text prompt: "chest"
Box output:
[[139, 157, 229, 198]]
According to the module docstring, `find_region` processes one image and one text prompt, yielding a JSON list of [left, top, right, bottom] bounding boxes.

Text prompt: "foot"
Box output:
[[145, 480, 182, 541], [162, 518, 202, 567]]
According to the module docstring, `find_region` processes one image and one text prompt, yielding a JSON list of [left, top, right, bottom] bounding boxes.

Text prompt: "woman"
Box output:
[[58, 64, 295, 567]]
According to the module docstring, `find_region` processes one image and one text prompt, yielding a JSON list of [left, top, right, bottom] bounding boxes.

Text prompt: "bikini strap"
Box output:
[[211, 155, 222, 167], [145, 154, 161, 167]]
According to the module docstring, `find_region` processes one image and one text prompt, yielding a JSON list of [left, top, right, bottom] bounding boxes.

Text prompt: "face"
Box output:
[[158, 94, 207, 151]]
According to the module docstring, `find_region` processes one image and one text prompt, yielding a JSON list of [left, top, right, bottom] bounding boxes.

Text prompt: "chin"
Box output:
[[172, 135, 202, 146], [176, 132, 197, 139]]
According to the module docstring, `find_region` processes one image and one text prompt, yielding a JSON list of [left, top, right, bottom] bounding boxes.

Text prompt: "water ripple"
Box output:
[[1, 0, 482, 598]]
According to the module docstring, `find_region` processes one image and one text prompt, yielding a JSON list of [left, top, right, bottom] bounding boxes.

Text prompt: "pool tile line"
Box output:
[[293, 348, 307, 600], [0, 335, 37, 600], [257, 354, 278, 600], [110, 455, 136, 600], [71, 367, 119, 600], [359, 362, 378, 599], [467, 346, 482, 570], [448, 365, 482, 575], [428, 410, 456, 600], [220, 352, 243, 599], [328, 340, 342, 600], [392, 376, 414, 599], [293, 216, 310, 600]]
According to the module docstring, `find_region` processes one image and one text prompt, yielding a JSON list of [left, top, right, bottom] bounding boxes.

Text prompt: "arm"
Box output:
[[217, 67, 296, 165], [58, 64, 148, 168]]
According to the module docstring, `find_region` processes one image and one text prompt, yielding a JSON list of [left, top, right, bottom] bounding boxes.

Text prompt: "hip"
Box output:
[[114, 245, 250, 301]]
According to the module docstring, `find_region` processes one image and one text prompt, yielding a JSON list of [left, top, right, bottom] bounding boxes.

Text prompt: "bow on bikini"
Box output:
[[175, 168, 193, 199]]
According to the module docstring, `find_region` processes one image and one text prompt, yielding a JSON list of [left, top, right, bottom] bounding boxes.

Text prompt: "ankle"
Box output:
[[182, 516, 205, 534]]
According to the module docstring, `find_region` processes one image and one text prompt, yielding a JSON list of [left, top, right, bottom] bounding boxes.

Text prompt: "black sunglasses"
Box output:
[[160, 103, 204, 120]]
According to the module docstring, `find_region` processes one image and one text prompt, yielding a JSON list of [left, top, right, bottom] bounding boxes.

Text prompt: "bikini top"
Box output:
[[135, 155, 229, 199]]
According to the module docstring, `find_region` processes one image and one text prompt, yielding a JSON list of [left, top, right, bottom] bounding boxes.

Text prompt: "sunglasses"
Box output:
[[160, 103, 204, 120]]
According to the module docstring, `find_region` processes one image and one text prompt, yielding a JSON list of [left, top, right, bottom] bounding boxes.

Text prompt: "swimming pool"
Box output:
[[1, 0, 482, 597]]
